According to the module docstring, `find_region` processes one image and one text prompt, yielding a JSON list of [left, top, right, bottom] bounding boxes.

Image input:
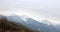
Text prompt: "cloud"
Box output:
[[0, 0, 60, 24]]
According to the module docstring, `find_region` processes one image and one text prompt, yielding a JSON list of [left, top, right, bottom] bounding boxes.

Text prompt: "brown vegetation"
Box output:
[[0, 15, 37, 32]]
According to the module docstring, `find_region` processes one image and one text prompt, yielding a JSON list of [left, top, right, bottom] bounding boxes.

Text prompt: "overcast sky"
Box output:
[[0, 0, 60, 24]]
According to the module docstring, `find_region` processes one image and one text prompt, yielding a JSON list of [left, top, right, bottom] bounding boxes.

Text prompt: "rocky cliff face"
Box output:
[[0, 15, 37, 32]]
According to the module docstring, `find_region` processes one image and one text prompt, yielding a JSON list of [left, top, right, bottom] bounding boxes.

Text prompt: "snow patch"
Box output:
[[20, 15, 29, 22]]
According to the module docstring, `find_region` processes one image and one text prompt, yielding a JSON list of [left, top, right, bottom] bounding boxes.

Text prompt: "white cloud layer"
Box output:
[[0, 0, 60, 24]]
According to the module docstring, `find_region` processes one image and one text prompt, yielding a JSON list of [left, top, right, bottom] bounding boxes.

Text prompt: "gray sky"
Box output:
[[0, 0, 60, 24]]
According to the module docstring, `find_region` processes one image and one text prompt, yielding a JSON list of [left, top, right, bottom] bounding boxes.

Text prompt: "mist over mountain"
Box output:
[[4, 14, 59, 32]]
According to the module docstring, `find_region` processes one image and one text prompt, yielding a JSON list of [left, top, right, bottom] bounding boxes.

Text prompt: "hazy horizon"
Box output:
[[0, 0, 60, 25]]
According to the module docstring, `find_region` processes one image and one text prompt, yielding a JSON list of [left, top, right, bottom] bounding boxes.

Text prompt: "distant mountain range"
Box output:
[[4, 14, 59, 32]]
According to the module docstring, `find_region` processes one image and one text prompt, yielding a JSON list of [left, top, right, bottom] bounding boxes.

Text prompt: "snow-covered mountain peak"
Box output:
[[0, 15, 57, 32], [21, 15, 30, 19], [40, 20, 52, 25], [6, 14, 30, 22], [20, 15, 30, 22]]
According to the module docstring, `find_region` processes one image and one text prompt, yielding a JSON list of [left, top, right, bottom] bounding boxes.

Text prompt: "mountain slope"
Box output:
[[0, 15, 37, 32], [6, 15, 57, 32]]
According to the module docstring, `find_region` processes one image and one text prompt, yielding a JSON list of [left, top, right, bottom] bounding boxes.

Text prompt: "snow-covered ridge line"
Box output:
[[0, 15, 58, 32]]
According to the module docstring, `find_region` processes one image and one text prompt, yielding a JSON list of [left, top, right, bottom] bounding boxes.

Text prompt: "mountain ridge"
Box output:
[[0, 15, 37, 32], [5, 14, 57, 32]]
